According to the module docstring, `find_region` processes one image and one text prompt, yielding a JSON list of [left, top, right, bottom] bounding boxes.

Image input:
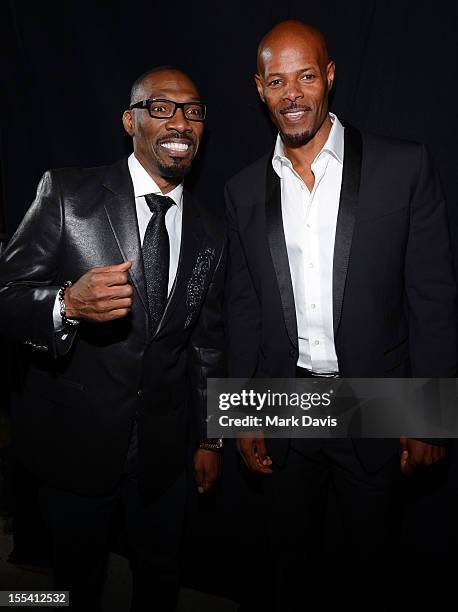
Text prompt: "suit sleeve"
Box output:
[[405, 144, 457, 377], [0, 170, 77, 358], [405, 145, 457, 446], [187, 240, 227, 446], [224, 183, 261, 378]]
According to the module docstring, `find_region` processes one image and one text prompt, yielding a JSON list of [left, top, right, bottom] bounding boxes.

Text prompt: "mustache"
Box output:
[[280, 103, 312, 114], [157, 132, 195, 146]]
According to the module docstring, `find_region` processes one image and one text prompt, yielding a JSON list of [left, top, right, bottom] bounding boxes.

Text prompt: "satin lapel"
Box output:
[[333, 126, 363, 337], [153, 192, 203, 338], [265, 162, 298, 348], [102, 158, 148, 314]]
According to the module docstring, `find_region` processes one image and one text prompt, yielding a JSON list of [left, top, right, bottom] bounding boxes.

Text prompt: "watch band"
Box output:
[[199, 437, 223, 451]]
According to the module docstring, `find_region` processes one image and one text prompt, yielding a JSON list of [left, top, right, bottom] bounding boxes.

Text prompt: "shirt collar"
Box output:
[[127, 153, 183, 209], [272, 112, 345, 178]]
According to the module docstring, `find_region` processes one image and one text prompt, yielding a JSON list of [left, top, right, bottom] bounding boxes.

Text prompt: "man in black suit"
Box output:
[[225, 21, 456, 610], [0, 67, 225, 611]]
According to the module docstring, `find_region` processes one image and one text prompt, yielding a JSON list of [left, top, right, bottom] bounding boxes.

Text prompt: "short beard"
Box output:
[[157, 158, 192, 179], [280, 130, 312, 148]]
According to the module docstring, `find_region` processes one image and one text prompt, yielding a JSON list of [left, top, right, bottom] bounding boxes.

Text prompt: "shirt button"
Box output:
[[306, 223, 311, 228], [310, 303, 316, 309], [308, 263, 314, 269], [314, 340, 320, 346], [137, 389, 143, 398]]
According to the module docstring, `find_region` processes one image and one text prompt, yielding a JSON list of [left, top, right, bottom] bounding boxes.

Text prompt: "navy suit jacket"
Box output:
[[225, 126, 456, 470]]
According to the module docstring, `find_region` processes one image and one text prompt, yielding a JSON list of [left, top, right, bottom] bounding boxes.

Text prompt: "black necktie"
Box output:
[[142, 193, 174, 331]]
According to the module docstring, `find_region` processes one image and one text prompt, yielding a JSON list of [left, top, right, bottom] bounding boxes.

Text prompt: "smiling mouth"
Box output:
[[159, 139, 193, 158], [280, 107, 311, 123], [161, 142, 189, 151], [280, 105, 312, 121]]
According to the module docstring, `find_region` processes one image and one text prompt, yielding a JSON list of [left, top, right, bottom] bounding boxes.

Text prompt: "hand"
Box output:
[[193, 448, 221, 494], [64, 261, 133, 322], [399, 437, 446, 476], [236, 433, 273, 474]]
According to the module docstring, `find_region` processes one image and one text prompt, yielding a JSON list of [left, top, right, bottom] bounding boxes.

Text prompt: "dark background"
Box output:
[[1, 1, 458, 247], [1, 0, 458, 608]]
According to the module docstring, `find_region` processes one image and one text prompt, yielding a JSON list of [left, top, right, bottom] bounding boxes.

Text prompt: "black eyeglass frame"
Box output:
[[129, 98, 207, 122]]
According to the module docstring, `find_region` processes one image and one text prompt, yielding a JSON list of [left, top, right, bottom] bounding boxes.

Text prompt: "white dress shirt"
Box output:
[[53, 153, 183, 330], [272, 113, 344, 374]]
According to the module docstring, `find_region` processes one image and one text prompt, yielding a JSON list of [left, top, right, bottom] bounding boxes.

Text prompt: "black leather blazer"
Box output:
[[0, 157, 226, 499]]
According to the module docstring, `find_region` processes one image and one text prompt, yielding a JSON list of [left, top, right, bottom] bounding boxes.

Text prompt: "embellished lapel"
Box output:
[[102, 158, 148, 314], [153, 191, 205, 338], [265, 161, 298, 348], [332, 125, 363, 337]]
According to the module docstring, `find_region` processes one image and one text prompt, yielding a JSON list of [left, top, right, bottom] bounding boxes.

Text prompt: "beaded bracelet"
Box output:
[[58, 281, 79, 328]]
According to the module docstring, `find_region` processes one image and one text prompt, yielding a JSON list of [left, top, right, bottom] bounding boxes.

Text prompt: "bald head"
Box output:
[[257, 21, 329, 76], [254, 20, 335, 150]]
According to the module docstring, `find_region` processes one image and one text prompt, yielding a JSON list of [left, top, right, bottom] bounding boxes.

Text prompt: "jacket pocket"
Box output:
[[24, 367, 86, 408]]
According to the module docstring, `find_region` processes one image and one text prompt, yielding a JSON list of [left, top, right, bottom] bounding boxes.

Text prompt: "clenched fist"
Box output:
[[64, 261, 133, 323]]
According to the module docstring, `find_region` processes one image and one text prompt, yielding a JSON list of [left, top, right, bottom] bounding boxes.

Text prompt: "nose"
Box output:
[[165, 107, 192, 134], [284, 79, 304, 103]]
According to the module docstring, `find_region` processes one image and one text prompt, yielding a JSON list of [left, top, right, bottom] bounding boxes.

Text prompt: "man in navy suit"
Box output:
[[225, 21, 456, 610]]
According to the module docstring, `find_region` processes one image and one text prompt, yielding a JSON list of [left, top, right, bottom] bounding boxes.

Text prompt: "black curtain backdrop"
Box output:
[[2, 0, 458, 608], [2, 1, 458, 249]]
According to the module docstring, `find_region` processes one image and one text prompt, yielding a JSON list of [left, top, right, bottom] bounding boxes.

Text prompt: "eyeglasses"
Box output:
[[129, 98, 206, 122]]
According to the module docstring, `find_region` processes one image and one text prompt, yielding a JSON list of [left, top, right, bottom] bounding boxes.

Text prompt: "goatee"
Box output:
[[157, 159, 192, 179], [280, 130, 312, 148]]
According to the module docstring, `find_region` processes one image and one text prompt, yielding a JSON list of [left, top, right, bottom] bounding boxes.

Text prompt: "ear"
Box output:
[[327, 61, 336, 91], [122, 110, 135, 137], [254, 73, 266, 103]]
